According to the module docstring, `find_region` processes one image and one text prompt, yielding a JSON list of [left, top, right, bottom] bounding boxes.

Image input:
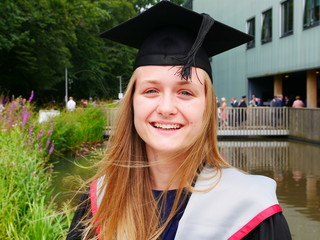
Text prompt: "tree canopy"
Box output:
[[0, 0, 185, 103]]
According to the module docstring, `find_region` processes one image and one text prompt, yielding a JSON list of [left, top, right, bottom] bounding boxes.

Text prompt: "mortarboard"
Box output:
[[100, 0, 253, 80]]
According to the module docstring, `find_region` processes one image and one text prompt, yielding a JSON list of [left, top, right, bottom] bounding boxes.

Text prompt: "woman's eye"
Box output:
[[144, 89, 158, 94], [180, 90, 193, 96]]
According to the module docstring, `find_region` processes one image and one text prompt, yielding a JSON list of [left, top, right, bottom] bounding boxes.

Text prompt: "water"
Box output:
[[52, 150, 100, 204], [53, 139, 320, 240], [219, 139, 320, 240]]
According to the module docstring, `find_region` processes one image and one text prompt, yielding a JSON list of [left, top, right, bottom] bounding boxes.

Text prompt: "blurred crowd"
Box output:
[[217, 94, 305, 109]]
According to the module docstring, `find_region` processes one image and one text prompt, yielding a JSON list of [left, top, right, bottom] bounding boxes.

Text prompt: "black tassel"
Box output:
[[176, 14, 215, 80]]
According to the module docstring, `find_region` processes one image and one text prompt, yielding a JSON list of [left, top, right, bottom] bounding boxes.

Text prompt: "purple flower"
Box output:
[[45, 138, 51, 148], [28, 91, 34, 102], [29, 127, 33, 135], [49, 143, 54, 154], [46, 127, 53, 136], [22, 111, 31, 125], [9, 102, 15, 114], [37, 128, 44, 139]]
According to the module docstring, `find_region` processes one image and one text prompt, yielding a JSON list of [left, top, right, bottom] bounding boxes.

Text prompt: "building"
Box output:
[[189, 0, 320, 107]]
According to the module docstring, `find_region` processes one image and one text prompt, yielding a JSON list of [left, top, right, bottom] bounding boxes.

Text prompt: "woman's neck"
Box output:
[[147, 149, 185, 190]]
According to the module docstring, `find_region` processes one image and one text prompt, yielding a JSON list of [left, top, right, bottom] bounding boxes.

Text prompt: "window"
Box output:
[[303, 0, 320, 28], [281, 0, 294, 37], [261, 9, 272, 44], [246, 18, 255, 49]]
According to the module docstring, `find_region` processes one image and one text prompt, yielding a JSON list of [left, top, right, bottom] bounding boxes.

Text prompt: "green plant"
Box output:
[[0, 129, 71, 239], [49, 106, 107, 153]]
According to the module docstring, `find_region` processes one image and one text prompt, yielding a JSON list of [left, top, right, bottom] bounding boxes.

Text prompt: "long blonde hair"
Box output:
[[84, 68, 230, 240]]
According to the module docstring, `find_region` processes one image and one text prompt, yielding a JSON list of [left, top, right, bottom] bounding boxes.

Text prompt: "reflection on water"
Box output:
[[218, 140, 320, 240], [52, 151, 99, 205]]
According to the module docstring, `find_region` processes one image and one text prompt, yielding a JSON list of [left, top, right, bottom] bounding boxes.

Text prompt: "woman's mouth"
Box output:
[[150, 122, 183, 130]]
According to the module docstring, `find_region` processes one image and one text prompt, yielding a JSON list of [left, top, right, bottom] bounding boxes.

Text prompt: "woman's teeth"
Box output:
[[153, 123, 181, 129]]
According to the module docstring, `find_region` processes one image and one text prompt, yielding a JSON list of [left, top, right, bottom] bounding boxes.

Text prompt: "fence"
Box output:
[[103, 106, 320, 140], [104, 107, 118, 135], [104, 107, 290, 136], [218, 107, 289, 136]]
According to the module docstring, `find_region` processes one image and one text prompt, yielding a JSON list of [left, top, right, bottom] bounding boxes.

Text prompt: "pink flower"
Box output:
[[37, 128, 44, 139], [46, 127, 53, 136], [28, 91, 34, 102], [29, 127, 33, 135], [45, 138, 51, 148], [49, 143, 54, 154], [22, 111, 31, 124]]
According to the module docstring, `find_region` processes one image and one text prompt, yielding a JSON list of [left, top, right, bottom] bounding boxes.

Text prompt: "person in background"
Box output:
[[230, 97, 239, 126], [277, 95, 284, 107], [67, 2, 291, 240], [238, 95, 247, 126], [220, 97, 228, 127], [67, 96, 76, 111], [89, 97, 96, 106], [216, 96, 221, 107], [249, 94, 257, 107], [292, 96, 305, 108], [239, 95, 247, 108], [256, 97, 263, 106], [270, 96, 279, 107], [284, 96, 290, 107], [230, 97, 238, 107]]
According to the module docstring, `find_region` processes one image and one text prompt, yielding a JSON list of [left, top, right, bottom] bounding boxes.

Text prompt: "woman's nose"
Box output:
[[156, 94, 178, 117]]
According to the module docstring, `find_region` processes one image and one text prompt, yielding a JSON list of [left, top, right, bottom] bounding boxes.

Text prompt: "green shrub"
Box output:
[[50, 106, 107, 153]]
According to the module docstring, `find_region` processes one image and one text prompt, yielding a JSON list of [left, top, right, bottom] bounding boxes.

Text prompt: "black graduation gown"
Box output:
[[66, 193, 292, 240]]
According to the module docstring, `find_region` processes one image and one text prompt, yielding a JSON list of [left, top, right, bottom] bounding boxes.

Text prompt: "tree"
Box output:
[[132, 0, 185, 13], [0, 0, 185, 103], [67, 0, 137, 100]]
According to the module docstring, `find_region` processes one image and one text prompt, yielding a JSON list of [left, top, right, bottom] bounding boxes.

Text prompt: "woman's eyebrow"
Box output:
[[141, 79, 194, 85], [176, 80, 193, 86], [138, 79, 200, 90], [139, 79, 160, 85]]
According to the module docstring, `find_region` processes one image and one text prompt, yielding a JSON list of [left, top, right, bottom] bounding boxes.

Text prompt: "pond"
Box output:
[[53, 139, 320, 240]]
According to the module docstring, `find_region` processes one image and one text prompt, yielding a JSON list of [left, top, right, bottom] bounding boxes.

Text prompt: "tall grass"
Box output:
[[0, 95, 108, 238], [0, 129, 71, 239]]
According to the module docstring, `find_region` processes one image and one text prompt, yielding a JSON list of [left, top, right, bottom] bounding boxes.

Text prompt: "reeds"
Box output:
[[0, 125, 70, 239], [0, 94, 108, 238]]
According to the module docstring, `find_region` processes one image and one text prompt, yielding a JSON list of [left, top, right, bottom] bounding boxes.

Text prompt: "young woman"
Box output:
[[67, 1, 291, 239]]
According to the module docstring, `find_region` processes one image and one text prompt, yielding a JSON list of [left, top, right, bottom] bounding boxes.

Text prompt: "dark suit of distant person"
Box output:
[[238, 96, 247, 126]]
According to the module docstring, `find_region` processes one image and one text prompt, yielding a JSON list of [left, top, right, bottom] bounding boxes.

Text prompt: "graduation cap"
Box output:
[[100, 0, 253, 80]]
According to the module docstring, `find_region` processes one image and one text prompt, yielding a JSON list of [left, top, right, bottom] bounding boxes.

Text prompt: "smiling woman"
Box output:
[[133, 66, 206, 161], [67, 1, 291, 240]]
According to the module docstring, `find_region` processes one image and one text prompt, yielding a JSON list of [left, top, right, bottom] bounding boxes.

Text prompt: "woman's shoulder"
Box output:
[[175, 167, 283, 239], [222, 167, 276, 188], [199, 167, 276, 193]]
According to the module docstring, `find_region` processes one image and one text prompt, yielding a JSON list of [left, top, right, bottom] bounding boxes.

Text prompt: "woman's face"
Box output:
[[133, 66, 206, 156]]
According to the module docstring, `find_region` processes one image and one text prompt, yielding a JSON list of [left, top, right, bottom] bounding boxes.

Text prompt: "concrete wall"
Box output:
[[289, 108, 320, 143]]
